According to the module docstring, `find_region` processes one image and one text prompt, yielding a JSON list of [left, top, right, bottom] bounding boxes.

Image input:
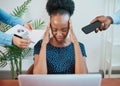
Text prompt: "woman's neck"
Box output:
[[49, 38, 71, 47]]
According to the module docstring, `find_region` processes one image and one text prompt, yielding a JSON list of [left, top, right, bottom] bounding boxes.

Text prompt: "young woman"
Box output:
[[33, 0, 88, 74]]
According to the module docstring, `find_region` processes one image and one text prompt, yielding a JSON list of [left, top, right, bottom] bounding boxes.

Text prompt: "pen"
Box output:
[[14, 34, 35, 44], [14, 34, 23, 39]]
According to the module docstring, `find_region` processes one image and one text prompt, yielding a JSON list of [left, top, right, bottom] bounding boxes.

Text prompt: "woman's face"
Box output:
[[50, 14, 69, 43]]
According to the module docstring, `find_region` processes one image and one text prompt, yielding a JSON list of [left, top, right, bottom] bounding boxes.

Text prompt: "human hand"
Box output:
[[23, 23, 33, 30], [42, 24, 50, 45], [69, 20, 77, 43], [91, 16, 112, 33], [12, 36, 31, 48]]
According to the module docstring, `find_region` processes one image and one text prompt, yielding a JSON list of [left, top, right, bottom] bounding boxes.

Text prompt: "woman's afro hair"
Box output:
[[46, 0, 75, 16]]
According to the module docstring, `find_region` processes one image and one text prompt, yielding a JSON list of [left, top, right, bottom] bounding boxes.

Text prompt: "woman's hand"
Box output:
[[69, 20, 78, 43], [33, 24, 50, 74], [69, 20, 88, 74], [42, 24, 50, 45]]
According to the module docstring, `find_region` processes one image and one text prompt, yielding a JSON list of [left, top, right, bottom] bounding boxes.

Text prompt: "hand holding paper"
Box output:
[[6, 24, 45, 48]]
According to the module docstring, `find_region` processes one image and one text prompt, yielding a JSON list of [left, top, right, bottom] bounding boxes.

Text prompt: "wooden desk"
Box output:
[[0, 78, 120, 86], [102, 78, 120, 86], [0, 80, 18, 86]]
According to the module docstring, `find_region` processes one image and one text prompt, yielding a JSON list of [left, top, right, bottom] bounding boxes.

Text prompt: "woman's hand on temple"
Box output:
[[69, 20, 77, 43], [42, 24, 50, 45]]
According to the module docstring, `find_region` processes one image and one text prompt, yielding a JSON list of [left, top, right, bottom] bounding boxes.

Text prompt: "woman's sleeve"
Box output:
[[34, 40, 42, 55], [0, 8, 24, 26], [79, 42, 87, 57]]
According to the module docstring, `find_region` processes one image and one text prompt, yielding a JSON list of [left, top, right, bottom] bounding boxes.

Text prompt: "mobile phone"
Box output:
[[82, 21, 102, 34]]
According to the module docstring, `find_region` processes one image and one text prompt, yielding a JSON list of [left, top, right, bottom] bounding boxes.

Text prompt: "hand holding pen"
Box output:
[[13, 34, 34, 48]]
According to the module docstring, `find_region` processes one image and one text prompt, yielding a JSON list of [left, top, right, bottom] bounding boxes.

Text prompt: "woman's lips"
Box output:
[[57, 37, 63, 40]]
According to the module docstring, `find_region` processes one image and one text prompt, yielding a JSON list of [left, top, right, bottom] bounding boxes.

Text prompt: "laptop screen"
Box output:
[[18, 74, 102, 86]]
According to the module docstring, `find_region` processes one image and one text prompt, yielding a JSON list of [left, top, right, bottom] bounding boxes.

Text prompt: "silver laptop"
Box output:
[[18, 74, 102, 86]]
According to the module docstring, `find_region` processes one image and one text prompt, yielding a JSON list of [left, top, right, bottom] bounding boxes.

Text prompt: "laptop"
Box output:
[[18, 74, 102, 86]]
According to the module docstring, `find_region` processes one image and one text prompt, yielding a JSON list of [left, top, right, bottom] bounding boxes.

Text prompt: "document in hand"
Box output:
[[5, 24, 45, 48]]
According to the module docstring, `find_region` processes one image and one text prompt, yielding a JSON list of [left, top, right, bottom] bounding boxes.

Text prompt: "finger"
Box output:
[[90, 18, 98, 24], [69, 20, 72, 28], [90, 16, 102, 23], [104, 23, 109, 30], [91, 16, 105, 24], [99, 23, 105, 31], [17, 42, 29, 48], [95, 28, 99, 33], [102, 27, 107, 30], [26, 24, 33, 30], [45, 23, 50, 33], [29, 24, 33, 30], [20, 45, 29, 48], [69, 20, 73, 32], [21, 39, 30, 45], [24, 23, 33, 30], [68, 20, 73, 40]]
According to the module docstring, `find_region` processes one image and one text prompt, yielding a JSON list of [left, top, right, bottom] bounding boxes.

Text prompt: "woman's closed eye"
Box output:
[[52, 28, 68, 32], [52, 29, 57, 32], [61, 28, 68, 32]]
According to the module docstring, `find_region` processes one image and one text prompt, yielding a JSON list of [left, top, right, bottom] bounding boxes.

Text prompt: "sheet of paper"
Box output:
[[5, 24, 45, 48], [29, 30, 45, 48]]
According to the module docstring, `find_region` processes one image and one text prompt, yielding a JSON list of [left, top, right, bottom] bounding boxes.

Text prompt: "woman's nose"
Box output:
[[57, 31, 62, 36]]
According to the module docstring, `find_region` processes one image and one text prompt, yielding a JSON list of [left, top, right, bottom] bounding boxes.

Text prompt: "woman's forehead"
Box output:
[[50, 14, 69, 25]]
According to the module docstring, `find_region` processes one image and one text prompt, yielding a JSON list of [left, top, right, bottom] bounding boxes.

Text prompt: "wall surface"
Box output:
[[0, 0, 106, 72]]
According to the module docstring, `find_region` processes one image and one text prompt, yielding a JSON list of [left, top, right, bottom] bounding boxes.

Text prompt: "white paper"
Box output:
[[6, 24, 45, 48]]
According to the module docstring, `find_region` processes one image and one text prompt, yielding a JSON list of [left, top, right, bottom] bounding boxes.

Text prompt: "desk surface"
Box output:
[[0, 78, 120, 86]]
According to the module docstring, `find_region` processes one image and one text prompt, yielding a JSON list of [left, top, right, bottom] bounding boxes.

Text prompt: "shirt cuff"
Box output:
[[111, 10, 120, 24], [7, 34, 14, 46]]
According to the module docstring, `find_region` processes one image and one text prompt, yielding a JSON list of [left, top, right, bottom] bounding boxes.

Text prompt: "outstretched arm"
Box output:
[[0, 31, 31, 48], [90, 10, 120, 33], [0, 9, 33, 47], [0, 8, 24, 26]]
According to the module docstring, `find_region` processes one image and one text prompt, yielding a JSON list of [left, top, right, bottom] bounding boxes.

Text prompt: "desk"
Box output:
[[0, 80, 18, 86], [0, 78, 120, 86], [102, 78, 120, 86]]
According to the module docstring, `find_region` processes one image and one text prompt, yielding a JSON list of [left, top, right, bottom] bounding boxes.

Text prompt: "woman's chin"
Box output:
[[56, 39, 64, 42]]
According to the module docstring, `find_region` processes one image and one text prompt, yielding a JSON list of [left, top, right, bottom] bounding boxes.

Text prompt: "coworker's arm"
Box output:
[[0, 31, 13, 46], [69, 21, 88, 74], [0, 8, 24, 26], [0, 31, 30, 48], [91, 16, 112, 32], [33, 25, 50, 74], [0, 9, 33, 30], [91, 10, 120, 33], [12, 35, 30, 48]]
